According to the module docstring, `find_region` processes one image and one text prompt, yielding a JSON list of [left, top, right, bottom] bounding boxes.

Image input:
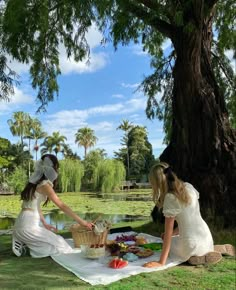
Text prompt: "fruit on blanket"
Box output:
[[135, 236, 147, 245], [109, 258, 129, 269], [107, 243, 121, 256], [115, 234, 137, 242], [90, 244, 104, 248]]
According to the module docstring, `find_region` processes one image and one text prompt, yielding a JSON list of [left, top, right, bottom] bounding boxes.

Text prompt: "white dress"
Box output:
[[163, 182, 214, 261], [12, 180, 74, 258]]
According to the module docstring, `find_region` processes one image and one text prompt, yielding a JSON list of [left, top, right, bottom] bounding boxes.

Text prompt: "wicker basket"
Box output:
[[70, 224, 109, 248]]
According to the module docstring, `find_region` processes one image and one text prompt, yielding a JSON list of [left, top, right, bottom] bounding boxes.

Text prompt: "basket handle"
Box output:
[[92, 214, 102, 224]]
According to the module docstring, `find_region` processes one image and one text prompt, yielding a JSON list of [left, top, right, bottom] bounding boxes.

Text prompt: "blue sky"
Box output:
[[2, 24, 233, 160], [0, 25, 167, 159]]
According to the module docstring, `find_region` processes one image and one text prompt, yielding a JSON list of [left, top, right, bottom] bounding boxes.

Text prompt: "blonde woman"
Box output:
[[143, 162, 222, 267]]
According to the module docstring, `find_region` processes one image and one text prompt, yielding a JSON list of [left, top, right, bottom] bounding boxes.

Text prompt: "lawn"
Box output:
[[0, 224, 235, 290], [0, 192, 235, 289]]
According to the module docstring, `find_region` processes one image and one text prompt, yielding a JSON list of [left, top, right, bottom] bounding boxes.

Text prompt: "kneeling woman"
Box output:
[[143, 162, 221, 267], [13, 154, 93, 258]]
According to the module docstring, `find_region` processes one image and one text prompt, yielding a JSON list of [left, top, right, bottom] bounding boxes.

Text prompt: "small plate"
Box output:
[[124, 241, 136, 246]]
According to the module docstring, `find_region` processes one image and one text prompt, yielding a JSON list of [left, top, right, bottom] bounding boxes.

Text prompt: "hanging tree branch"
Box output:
[[120, 0, 176, 39]]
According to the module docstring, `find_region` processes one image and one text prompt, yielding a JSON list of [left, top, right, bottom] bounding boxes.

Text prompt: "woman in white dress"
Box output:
[[12, 154, 93, 258], [143, 162, 222, 267]]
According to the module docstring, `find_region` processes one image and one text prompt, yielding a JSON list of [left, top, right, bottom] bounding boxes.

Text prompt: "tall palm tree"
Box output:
[[41, 131, 67, 157], [7, 111, 31, 145], [30, 120, 47, 160], [75, 127, 98, 158], [117, 119, 133, 178]]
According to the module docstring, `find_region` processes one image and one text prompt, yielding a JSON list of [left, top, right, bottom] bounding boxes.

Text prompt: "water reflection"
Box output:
[[44, 210, 150, 230], [85, 193, 152, 202], [0, 210, 150, 231], [0, 192, 152, 230]]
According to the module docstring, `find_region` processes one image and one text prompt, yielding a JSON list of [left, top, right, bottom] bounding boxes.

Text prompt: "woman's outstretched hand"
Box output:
[[80, 220, 94, 230], [143, 261, 164, 268], [44, 223, 58, 232]]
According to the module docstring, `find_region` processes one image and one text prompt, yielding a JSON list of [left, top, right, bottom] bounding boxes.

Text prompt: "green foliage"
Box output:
[[0, 137, 31, 177], [214, 0, 236, 52], [211, 43, 236, 128], [93, 159, 125, 192], [0, 54, 19, 101], [6, 166, 27, 194], [128, 126, 155, 178], [82, 149, 106, 187], [115, 125, 155, 180], [58, 159, 84, 193], [0, 137, 11, 171]]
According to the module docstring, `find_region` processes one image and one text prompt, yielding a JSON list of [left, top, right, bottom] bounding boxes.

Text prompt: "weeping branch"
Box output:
[[121, 0, 176, 39]]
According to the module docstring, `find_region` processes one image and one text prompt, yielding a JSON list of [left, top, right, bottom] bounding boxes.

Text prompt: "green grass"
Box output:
[[0, 192, 236, 289], [0, 228, 235, 290]]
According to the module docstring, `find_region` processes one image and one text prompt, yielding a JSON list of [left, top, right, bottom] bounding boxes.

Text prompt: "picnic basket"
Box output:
[[69, 222, 110, 248]]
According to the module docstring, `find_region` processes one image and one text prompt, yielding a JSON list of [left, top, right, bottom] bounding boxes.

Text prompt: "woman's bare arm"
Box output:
[[143, 217, 175, 267], [37, 183, 93, 229]]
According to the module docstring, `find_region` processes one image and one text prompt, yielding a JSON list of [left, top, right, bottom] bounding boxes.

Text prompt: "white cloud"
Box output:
[[11, 87, 33, 104], [7, 58, 30, 75], [60, 51, 107, 75], [0, 86, 33, 113], [56, 24, 108, 75], [92, 121, 114, 132], [42, 95, 149, 157], [121, 82, 140, 89]]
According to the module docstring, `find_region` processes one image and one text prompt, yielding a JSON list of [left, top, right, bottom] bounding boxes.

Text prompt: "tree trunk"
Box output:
[[160, 8, 236, 227]]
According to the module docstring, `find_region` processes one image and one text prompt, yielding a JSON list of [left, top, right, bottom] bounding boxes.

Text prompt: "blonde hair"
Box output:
[[149, 162, 190, 208]]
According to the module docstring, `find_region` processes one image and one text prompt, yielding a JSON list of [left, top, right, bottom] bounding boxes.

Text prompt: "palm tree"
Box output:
[[117, 119, 133, 178], [30, 120, 47, 160], [41, 131, 67, 157], [61, 143, 80, 160], [75, 127, 98, 158], [7, 111, 31, 145]]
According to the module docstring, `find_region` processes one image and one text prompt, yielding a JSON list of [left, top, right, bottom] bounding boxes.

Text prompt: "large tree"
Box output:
[[1, 1, 235, 225], [115, 125, 155, 180]]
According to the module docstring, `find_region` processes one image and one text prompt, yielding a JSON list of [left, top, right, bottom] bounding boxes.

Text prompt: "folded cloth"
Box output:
[[93, 220, 110, 235], [51, 232, 182, 285]]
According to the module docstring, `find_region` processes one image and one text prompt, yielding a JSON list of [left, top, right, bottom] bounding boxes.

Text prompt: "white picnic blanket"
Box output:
[[51, 232, 182, 285]]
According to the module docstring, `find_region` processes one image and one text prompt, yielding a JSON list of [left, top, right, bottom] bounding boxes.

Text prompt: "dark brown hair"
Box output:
[[20, 154, 59, 204]]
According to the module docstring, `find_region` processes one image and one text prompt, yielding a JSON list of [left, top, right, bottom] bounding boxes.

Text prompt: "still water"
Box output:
[[0, 192, 152, 230], [0, 211, 150, 230]]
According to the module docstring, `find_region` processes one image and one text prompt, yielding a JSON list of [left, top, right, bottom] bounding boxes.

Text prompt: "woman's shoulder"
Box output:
[[164, 192, 180, 204], [184, 182, 199, 199]]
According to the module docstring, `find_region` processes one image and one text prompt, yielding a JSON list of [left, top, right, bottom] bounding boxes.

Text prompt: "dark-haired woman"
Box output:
[[143, 162, 222, 267], [12, 154, 93, 258]]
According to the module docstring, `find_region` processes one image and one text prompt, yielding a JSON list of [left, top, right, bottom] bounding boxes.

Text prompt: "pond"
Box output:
[[0, 211, 150, 230], [0, 192, 152, 230]]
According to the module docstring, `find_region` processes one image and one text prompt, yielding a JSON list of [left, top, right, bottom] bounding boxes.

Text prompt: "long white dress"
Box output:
[[12, 180, 74, 258], [163, 182, 214, 261]]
